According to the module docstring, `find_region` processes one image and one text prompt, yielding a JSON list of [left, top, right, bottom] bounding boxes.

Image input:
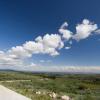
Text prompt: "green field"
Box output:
[[0, 71, 100, 100]]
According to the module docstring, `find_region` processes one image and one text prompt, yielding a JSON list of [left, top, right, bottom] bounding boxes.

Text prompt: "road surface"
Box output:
[[0, 85, 31, 100]]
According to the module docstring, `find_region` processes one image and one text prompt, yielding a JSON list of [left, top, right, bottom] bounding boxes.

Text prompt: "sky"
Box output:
[[0, 0, 100, 73]]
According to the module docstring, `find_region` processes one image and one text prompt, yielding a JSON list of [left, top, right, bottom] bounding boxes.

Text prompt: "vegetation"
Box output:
[[0, 71, 100, 100]]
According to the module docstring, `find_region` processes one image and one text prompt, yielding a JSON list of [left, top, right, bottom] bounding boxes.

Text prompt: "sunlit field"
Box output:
[[0, 71, 100, 100]]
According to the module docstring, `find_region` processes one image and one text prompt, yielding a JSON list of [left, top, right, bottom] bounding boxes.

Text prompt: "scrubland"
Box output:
[[0, 71, 100, 100]]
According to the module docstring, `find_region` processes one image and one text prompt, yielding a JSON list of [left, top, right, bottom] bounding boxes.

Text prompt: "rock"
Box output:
[[36, 91, 41, 95], [49, 92, 57, 99], [61, 95, 70, 100], [52, 92, 57, 98]]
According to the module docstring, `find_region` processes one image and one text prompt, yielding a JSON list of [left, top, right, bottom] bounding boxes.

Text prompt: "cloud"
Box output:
[[65, 46, 71, 50], [0, 19, 100, 71], [8, 46, 32, 59], [40, 60, 45, 63], [59, 22, 73, 40], [24, 34, 64, 56], [7, 34, 64, 59], [30, 63, 37, 67], [0, 51, 24, 67], [59, 19, 99, 42], [22, 65, 100, 73], [57, 66, 100, 73], [40, 60, 52, 63], [0, 34, 64, 68], [95, 29, 100, 34], [73, 19, 98, 41], [0, 50, 38, 70]]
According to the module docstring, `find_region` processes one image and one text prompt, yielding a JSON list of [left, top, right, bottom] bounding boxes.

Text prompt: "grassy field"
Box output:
[[0, 71, 100, 100]]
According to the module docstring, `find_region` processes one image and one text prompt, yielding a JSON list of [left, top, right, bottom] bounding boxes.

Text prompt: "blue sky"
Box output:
[[0, 0, 100, 72]]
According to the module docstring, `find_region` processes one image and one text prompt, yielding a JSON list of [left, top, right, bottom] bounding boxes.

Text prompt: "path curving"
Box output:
[[0, 85, 31, 100]]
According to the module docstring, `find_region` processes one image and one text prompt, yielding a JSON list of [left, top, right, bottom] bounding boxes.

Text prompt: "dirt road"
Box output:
[[0, 85, 31, 100]]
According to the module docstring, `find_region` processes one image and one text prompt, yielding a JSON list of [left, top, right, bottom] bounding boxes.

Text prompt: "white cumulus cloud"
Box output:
[[73, 19, 98, 41], [0, 19, 100, 71], [59, 22, 73, 40], [23, 34, 64, 56], [0, 34, 64, 69]]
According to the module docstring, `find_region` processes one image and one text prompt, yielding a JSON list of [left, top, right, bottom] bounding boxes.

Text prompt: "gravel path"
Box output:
[[0, 85, 31, 100]]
